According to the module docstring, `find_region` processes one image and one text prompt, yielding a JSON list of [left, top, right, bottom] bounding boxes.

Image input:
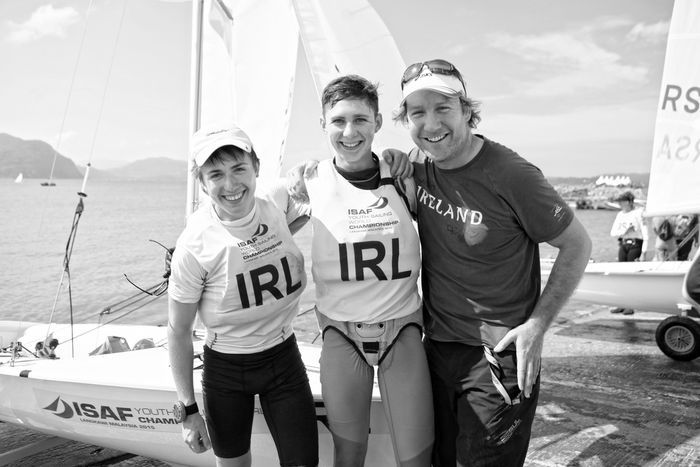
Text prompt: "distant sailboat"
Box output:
[[14, 173, 23, 183], [42, 144, 58, 186], [41, 151, 57, 186]]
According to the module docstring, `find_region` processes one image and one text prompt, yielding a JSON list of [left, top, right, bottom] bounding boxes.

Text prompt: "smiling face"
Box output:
[[199, 147, 259, 221], [405, 89, 473, 170], [322, 98, 382, 171]]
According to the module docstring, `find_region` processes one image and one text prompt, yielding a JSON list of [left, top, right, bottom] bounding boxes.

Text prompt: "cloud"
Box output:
[[57, 130, 77, 143], [6, 5, 80, 43], [481, 98, 658, 175], [485, 98, 656, 144], [626, 21, 670, 44], [487, 22, 649, 97]]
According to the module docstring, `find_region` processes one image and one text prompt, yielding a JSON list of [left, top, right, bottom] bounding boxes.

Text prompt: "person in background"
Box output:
[[674, 214, 699, 261], [285, 74, 434, 466], [391, 59, 591, 467], [651, 216, 677, 262], [167, 124, 318, 467], [609, 191, 648, 314]]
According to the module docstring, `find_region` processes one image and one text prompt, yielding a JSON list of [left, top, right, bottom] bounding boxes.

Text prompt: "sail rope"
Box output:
[[67, 283, 166, 343], [44, 0, 130, 356], [44, 1, 95, 185], [85, 0, 129, 168]]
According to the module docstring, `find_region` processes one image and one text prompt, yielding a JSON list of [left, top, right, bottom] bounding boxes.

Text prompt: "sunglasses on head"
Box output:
[[401, 59, 466, 93]]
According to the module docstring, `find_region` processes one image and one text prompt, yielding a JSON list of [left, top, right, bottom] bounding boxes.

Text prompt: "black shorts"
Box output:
[[425, 339, 539, 467], [617, 238, 643, 262], [202, 335, 318, 465]]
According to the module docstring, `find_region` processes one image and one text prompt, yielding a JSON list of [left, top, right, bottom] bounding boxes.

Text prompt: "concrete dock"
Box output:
[[1, 303, 699, 466]]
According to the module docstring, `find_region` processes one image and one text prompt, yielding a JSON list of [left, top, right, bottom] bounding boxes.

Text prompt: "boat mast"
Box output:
[[186, 0, 235, 219], [186, 0, 204, 219]]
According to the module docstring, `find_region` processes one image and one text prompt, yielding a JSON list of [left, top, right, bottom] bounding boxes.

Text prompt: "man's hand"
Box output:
[[182, 412, 212, 453], [493, 320, 543, 399], [286, 160, 318, 203], [381, 149, 413, 179]]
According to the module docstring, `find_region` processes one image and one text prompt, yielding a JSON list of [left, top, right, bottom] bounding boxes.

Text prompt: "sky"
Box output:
[[0, 0, 675, 177]]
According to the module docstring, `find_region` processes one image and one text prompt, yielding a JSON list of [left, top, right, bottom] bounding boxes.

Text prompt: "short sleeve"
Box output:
[[495, 159, 574, 243], [261, 177, 311, 226], [168, 246, 206, 304]]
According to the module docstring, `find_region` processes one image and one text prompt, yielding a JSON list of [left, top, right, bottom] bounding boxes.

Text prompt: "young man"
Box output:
[[392, 59, 592, 466], [167, 124, 318, 467], [286, 74, 434, 466]]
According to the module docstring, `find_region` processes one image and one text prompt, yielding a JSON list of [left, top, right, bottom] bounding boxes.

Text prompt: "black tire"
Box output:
[[655, 316, 700, 361]]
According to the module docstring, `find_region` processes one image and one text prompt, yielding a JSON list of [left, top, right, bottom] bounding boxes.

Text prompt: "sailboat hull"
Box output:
[[544, 261, 692, 313], [0, 321, 394, 465]]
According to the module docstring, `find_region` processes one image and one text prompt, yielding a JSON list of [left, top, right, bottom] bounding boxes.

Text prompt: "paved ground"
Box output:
[[1, 302, 699, 466], [530, 304, 700, 466]]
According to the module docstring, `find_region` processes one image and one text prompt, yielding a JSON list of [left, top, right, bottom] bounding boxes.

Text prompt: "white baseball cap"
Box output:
[[400, 65, 466, 105], [191, 124, 253, 166]]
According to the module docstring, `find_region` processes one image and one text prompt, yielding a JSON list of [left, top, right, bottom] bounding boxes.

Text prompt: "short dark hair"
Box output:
[[321, 74, 380, 116], [193, 145, 259, 182], [392, 95, 482, 129]]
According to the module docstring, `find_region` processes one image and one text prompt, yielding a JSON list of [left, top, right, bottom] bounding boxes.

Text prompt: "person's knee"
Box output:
[[394, 430, 433, 466], [331, 434, 368, 467], [215, 450, 251, 467]]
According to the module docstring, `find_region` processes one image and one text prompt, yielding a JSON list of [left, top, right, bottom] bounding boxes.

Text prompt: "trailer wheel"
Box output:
[[655, 316, 700, 361]]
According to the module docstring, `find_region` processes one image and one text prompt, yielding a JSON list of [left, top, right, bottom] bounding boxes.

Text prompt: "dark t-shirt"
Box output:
[[685, 251, 700, 306], [413, 136, 574, 346]]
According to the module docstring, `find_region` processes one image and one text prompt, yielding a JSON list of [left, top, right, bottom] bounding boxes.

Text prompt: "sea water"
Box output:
[[0, 179, 619, 326]]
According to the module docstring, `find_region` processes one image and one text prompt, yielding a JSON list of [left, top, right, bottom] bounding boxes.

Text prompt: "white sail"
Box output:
[[14, 173, 23, 183], [292, 0, 409, 153], [188, 0, 410, 216], [227, 0, 299, 185], [187, 0, 298, 214], [645, 0, 700, 216]]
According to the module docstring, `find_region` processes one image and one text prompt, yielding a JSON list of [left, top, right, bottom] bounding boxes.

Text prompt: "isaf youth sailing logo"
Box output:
[[42, 395, 179, 428], [347, 197, 388, 215], [44, 396, 74, 419], [368, 197, 388, 210], [237, 223, 269, 248], [346, 197, 399, 233], [43, 396, 133, 421], [253, 223, 268, 238]]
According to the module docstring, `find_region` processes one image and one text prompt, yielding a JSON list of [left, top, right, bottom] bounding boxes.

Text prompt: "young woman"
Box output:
[[167, 124, 318, 467]]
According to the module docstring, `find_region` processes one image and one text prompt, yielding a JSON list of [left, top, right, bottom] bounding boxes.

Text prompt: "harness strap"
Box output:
[[483, 346, 519, 406], [362, 341, 380, 356]]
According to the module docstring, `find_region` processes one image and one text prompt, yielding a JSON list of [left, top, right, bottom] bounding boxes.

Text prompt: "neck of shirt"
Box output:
[[334, 154, 380, 190]]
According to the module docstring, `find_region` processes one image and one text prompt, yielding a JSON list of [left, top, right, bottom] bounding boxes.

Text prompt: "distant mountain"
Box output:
[[1, 132, 650, 184], [0, 133, 187, 181], [0, 133, 81, 179], [95, 157, 188, 181]]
